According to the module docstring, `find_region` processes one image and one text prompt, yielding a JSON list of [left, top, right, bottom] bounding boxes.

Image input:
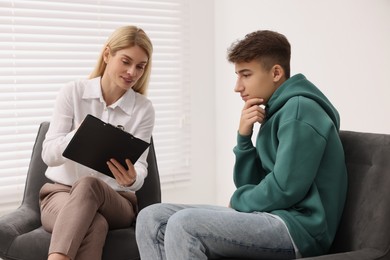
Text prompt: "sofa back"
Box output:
[[329, 130, 390, 254]]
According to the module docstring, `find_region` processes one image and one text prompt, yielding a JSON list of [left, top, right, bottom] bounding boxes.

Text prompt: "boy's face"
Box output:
[[234, 60, 278, 104]]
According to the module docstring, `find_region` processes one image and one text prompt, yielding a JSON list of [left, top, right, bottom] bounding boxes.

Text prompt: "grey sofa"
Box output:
[[224, 130, 390, 260], [0, 122, 161, 260], [301, 130, 390, 260]]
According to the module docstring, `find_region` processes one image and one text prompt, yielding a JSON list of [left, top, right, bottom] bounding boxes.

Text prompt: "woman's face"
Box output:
[[103, 45, 148, 92]]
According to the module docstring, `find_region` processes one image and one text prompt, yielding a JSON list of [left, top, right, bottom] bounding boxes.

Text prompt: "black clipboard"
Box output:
[[62, 114, 150, 178]]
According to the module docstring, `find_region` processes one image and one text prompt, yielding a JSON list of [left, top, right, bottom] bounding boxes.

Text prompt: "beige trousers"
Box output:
[[39, 176, 136, 260]]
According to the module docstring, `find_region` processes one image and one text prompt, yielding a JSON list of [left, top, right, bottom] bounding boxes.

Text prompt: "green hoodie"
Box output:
[[230, 74, 347, 257]]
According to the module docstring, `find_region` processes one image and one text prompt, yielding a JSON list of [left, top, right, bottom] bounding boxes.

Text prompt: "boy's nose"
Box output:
[[234, 80, 243, 93]]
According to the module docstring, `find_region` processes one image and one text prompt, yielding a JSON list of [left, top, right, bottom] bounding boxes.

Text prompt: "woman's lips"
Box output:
[[122, 76, 134, 84]]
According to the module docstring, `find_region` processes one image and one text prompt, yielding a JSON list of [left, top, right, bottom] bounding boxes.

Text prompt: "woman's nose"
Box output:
[[127, 66, 137, 76]]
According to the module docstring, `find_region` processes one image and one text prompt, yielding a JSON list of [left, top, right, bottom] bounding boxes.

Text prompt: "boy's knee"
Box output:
[[137, 203, 163, 225], [136, 204, 167, 240], [166, 209, 198, 235]]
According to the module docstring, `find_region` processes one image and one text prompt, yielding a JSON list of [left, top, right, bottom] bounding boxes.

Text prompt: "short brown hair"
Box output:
[[227, 30, 291, 78]]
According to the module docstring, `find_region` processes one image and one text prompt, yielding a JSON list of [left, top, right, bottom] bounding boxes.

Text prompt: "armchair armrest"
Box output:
[[0, 205, 41, 254]]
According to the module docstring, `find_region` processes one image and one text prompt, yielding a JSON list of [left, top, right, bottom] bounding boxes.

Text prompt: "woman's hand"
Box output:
[[107, 158, 137, 187]]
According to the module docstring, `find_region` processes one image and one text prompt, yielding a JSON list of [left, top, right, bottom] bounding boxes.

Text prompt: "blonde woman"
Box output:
[[40, 25, 154, 260]]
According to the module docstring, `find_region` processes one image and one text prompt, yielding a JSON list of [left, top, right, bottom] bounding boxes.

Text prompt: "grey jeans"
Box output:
[[136, 203, 296, 260]]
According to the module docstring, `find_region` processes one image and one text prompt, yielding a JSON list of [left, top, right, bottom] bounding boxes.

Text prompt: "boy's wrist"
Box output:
[[236, 132, 254, 150]]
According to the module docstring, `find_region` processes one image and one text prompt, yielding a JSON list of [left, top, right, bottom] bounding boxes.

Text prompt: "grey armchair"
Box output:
[[0, 122, 161, 260]]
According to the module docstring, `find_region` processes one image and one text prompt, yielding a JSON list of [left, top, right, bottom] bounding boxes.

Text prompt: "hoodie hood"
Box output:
[[266, 74, 340, 129]]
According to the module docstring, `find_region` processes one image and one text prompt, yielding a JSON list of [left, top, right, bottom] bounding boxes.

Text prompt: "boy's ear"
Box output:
[[272, 64, 284, 82]]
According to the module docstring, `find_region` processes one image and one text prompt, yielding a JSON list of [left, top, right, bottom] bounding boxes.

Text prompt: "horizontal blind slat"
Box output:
[[0, 0, 191, 215]]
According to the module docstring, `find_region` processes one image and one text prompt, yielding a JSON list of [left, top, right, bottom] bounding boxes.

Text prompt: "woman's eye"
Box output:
[[122, 60, 130, 65]]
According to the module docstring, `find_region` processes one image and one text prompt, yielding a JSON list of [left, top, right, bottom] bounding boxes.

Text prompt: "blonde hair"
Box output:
[[90, 25, 153, 95]]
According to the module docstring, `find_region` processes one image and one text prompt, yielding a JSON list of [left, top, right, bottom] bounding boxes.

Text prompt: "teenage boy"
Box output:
[[135, 30, 347, 259]]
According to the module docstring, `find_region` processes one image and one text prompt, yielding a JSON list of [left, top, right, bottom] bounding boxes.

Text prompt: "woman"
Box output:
[[40, 25, 154, 260]]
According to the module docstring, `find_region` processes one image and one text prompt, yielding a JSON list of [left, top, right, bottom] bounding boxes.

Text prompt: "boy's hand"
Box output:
[[239, 98, 266, 136]]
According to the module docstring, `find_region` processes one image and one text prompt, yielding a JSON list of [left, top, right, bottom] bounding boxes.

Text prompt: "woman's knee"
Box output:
[[72, 175, 101, 188], [75, 214, 108, 260], [70, 176, 104, 198], [90, 213, 109, 235]]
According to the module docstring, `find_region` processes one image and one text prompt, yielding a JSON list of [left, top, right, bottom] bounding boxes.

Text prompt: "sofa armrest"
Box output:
[[302, 248, 384, 260], [0, 205, 42, 254]]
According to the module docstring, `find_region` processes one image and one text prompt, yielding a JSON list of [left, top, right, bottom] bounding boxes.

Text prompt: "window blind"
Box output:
[[0, 0, 191, 216]]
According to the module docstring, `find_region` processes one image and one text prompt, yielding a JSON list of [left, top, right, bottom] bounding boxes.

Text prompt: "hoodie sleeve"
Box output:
[[230, 119, 327, 213], [233, 132, 266, 187]]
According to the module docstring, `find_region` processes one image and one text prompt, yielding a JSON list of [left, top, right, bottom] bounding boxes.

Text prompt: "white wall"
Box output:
[[161, 0, 217, 204], [214, 0, 390, 205], [1, 0, 388, 215]]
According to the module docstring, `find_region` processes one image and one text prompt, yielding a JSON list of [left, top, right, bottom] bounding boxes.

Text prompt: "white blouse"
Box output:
[[42, 77, 155, 192]]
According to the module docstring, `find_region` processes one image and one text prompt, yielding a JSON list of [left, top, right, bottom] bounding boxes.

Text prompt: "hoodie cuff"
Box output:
[[236, 131, 254, 150]]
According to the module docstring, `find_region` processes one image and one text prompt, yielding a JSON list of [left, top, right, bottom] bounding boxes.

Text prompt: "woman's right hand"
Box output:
[[107, 158, 137, 187]]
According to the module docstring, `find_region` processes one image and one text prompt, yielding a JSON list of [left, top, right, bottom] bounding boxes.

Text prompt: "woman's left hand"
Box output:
[[107, 158, 137, 187]]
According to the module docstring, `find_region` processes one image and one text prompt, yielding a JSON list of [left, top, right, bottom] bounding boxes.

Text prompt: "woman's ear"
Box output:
[[103, 46, 110, 63], [272, 64, 284, 82]]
